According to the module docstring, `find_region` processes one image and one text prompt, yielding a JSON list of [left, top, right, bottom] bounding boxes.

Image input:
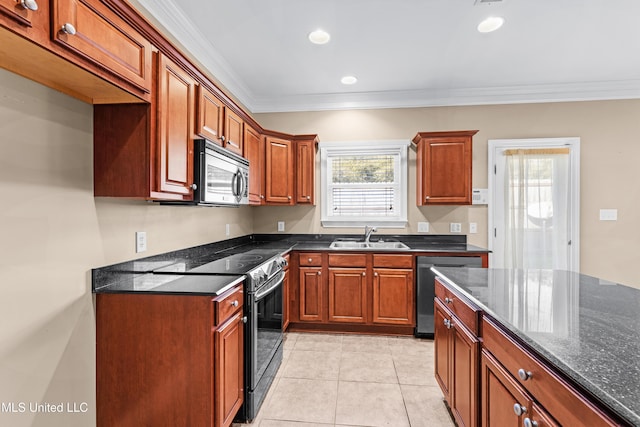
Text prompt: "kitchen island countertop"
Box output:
[[432, 267, 640, 427]]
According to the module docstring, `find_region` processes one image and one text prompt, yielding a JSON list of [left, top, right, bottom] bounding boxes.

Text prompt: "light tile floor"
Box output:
[[233, 332, 455, 427]]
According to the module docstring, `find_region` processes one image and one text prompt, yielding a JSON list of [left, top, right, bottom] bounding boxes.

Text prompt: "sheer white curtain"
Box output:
[[503, 148, 570, 270]]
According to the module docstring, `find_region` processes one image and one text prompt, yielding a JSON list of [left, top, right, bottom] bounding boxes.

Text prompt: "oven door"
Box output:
[[250, 270, 284, 390]]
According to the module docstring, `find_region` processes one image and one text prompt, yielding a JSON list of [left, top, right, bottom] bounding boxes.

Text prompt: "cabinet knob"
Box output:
[[513, 403, 527, 416], [374, 272, 378, 277], [443, 319, 452, 329], [523, 418, 538, 427], [425, 196, 430, 201], [288, 196, 292, 200], [306, 195, 311, 200], [230, 300, 238, 307], [517, 368, 532, 381], [362, 272, 366, 276], [61, 23, 76, 35], [317, 271, 321, 276], [308, 258, 313, 262], [191, 183, 198, 190], [242, 316, 247, 323], [20, 0, 38, 11], [260, 195, 265, 199], [220, 135, 226, 142], [444, 297, 453, 304]]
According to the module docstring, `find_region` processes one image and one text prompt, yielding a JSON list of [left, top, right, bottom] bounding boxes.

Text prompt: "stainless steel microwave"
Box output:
[[193, 139, 249, 206]]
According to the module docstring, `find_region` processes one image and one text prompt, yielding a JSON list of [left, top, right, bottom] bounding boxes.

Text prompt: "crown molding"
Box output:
[[125, 0, 640, 114]]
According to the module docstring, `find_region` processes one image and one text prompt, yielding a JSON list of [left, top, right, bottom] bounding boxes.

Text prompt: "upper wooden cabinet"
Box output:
[[265, 136, 295, 205], [0, 0, 44, 30], [244, 124, 264, 204], [413, 130, 478, 205], [51, 0, 153, 96], [156, 53, 196, 198], [94, 52, 196, 200], [195, 84, 243, 155], [295, 136, 317, 205]]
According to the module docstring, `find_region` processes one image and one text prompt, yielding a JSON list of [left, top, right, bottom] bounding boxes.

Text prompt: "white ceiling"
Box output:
[[130, 0, 640, 113]]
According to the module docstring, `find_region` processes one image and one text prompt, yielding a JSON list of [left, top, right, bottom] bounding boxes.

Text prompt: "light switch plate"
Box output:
[[469, 222, 478, 234], [135, 231, 147, 253], [277, 221, 285, 232], [418, 222, 430, 233], [599, 209, 618, 221], [225, 224, 230, 236]]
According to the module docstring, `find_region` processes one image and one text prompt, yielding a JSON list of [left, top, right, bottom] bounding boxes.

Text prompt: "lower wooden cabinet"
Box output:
[[435, 298, 479, 427], [299, 266, 324, 322], [214, 311, 244, 427], [328, 267, 367, 323], [96, 285, 244, 427]]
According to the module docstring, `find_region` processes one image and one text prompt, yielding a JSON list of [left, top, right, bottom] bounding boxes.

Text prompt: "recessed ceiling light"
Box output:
[[308, 29, 330, 45], [341, 76, 358, 85], [477, 16, 504, 33]]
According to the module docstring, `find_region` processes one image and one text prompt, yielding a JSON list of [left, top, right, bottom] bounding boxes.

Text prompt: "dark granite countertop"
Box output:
[[431, 267, 640, 427], [93, 234, 488, 293], [95, 273, 244, 296]]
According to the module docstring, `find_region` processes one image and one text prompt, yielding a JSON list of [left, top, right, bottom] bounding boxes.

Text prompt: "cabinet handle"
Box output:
[[317, 271, 321, 276], [374, 272, 378, 277], [220, 135, 226, 142], [523, 418, 538, 427], [444, 297, 453, 304], [443, 319, 452, 329], [362, 272, 365, 276], [230, 300, 238, 307], [190, 183, 198, 190], [306, 195, 311, 200], [425, 196, 430, 201], [20, 0, 38, 11], [260, 195, 265, 199], [61, 23, 76, 35], [517, 368, 532, 381], [513, 403, 527, 416], [288, 196, 292, 200], [308, 258, 313, 263], [242, 316, 247, 323]]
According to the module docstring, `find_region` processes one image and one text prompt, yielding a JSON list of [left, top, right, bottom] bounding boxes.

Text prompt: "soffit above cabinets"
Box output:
[[128, 0, 640, 113]]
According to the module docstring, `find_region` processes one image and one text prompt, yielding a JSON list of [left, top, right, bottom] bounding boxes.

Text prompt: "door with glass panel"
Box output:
[[488, 138, 580, 271]]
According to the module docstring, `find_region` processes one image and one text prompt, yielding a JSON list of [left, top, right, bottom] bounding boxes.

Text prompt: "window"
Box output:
[[320, 140, 409, 227]]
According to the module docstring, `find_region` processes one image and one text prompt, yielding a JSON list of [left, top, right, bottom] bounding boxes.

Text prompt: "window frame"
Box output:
[[319, 140, 409, 228]]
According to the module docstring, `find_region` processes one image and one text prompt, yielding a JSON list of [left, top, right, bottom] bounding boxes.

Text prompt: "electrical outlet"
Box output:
[[277, 221, 285, 232], [225, 224, 230, 236], [469, 222, 478, 234], [418, 222, 430, 233], [135, 231, 147, 253], [450, 223, 462, 233]]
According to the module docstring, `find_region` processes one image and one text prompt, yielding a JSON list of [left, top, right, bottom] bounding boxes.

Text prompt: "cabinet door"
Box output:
[[52, 0, 152, 94], [415, 130, 476, 205], [196, 84, 224, 144], [223, 108, 243, 155], [481, 350, 530, 427], [372, 268, 414, 325], [156, 53, 195, 198], [299, 267, 324, 322], [214, 311, 244, 427], [265, 136, 294, 204], [296, 139, 315, 204], [328, 268, 367, 323], [0, 0, 42, 29], [244, 125, 264, 204], [434, 299, 452, 398], [451, 317, 480, 427]]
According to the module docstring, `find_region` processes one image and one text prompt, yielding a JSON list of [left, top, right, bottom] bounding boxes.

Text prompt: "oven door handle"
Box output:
[[254, 270, 285, 301]]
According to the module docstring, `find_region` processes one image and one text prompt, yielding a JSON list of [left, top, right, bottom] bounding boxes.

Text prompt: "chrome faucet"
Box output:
[[364, 225, 377, 243]]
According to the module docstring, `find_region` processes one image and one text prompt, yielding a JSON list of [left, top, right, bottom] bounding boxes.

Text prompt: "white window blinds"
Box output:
[[320, 140, 409, 227]]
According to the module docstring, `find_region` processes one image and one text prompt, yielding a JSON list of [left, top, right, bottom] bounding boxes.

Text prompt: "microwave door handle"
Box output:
[[239, 171, 247, 198], [231, 170, 238, 197]]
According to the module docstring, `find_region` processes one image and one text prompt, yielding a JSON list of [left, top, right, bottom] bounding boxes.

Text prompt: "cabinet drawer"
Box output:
[[482, 317, 617, 427], [214, 285, 243, 326], [328, 253, 367, 267], [373, 254, 413, 268], [299, 253, 322, 266], [435, 277, 479, 335]]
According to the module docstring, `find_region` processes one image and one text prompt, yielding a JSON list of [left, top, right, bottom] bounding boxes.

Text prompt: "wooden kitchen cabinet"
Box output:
[[265, 136, 294, 204], [214, 310, 244, 427], [96, 283, 244, 427], [413, 130, 478, 205], [372, 254, 414, 325], [295, 137, 317, 204], [51, 0, 153, 96], [195, 84, 243, 155], [328, 267, 368, 323], [0, 0, 45, 33], [244, 124, 265, 204], [434, 279, 480, 427], [94, 52, 197, 200], [299, 266, 324, 322]]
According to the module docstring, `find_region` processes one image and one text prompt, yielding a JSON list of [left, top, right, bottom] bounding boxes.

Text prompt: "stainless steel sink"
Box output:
[[329, 241, 410, 250]]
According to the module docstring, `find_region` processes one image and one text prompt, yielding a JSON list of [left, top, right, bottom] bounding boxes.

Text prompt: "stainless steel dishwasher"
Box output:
[[415, 256, 483, 338]]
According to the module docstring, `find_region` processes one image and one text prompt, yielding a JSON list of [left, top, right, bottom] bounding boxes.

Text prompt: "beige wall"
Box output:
[[0, 69, 253, 427], [255, 102, 640, 289]]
